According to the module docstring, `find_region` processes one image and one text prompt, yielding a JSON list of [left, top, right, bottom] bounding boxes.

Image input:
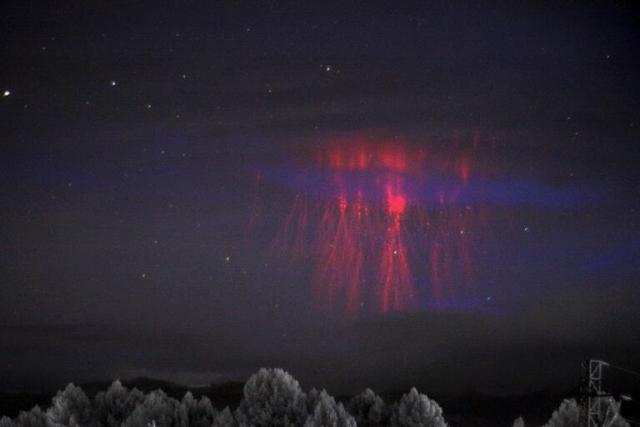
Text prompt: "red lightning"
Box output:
[[253, 131, 490, 315]]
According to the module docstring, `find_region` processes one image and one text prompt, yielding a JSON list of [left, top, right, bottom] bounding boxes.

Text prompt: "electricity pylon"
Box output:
[[580, 359, 622, 427]]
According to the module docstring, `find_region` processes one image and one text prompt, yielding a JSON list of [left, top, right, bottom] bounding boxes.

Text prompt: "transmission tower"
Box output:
[[580, 359, 623, 427]]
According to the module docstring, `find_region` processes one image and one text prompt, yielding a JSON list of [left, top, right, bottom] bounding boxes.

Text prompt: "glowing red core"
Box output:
[[386, 186, 407, 215]]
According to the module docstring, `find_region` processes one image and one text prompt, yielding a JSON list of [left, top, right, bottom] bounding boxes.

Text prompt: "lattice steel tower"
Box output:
[[580, 359, 622, 427]]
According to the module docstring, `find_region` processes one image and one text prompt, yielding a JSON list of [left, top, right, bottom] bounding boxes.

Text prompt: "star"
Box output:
[[110, 80, 117, 87]]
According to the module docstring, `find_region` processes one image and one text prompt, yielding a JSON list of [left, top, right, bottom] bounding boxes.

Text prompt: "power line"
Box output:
[[609, 364, 640, 381]]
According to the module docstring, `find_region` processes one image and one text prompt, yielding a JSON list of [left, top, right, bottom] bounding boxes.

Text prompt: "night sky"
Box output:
[[1, 1, 640, 396]]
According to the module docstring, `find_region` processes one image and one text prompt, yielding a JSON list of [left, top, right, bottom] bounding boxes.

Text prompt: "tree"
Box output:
[[304, 390, 356, 427], [306, 388, 321, 414], [390, 388, 446, 427], [16, 406, 48, 427], [235, 368, 308, 427], [47, 383, 96, 427], [123, 390, 180, 427], [213, 407, 236, 427], [178, 392, 216, 427], [347, 388, 388, 427], [544, 399, 580, 427], [0, 417, 16, 427], [544, 399, 629, 427], [94, 380, 144, 427], [513, 416, 525, 427]]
